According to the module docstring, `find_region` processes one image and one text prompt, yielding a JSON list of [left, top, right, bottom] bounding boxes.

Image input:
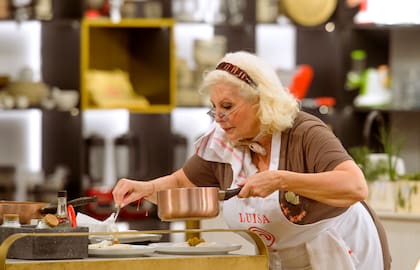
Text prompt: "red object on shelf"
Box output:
[[315, 96, 336, 107], [84, 9, 101, 18], [288, 64, 314, 100]]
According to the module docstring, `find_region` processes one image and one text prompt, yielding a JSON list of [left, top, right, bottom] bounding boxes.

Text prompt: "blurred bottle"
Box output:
[[346, 49, 367, 91]]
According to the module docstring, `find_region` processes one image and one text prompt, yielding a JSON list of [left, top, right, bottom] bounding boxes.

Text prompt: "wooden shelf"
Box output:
[[353, 23, 420, 31], [80, 18, 176, 113]]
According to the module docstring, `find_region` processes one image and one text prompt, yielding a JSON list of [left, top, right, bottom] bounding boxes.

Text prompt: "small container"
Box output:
[[2, 214, 21, 228], [56, 190, 70, 227], [30, 218, 42, 226], [36, 214, 59, 229], [36, 219, 49, 229]]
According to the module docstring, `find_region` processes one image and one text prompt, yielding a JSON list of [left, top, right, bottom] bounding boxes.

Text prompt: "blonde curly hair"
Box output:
[[199, 51, 300, 135]]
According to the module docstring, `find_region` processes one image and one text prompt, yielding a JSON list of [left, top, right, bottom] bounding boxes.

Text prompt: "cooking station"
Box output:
[[0, 229, 269, 270]]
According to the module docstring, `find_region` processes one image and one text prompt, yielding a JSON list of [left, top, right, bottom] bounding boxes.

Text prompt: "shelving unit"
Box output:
[[80, 18, 176, 113], [34, 0, 259, 199], [295, 0, 415, 140], [16, 0, 418, 195]]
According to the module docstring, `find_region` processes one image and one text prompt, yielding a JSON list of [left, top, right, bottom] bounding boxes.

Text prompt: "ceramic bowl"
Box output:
[[54, 90, 79, 111]]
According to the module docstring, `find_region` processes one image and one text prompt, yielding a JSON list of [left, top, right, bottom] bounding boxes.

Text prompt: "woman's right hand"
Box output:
[[112, 178, 154, 208], [112, 169, 195, 208]]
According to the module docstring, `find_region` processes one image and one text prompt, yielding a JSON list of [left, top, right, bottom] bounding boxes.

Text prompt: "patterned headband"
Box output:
[[216, 62, 258, 88]]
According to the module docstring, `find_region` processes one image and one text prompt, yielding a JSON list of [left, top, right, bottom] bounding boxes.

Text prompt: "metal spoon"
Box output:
[[111, 207, 120, 244], [113, 207, 121, 222]]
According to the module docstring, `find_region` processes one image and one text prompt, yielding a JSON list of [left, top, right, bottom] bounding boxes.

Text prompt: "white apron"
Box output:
[[195, 124, 384, 270]]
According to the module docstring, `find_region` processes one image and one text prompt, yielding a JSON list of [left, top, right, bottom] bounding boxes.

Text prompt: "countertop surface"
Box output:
[[0, 229, 269, 270], [377, 211, 420, 221]]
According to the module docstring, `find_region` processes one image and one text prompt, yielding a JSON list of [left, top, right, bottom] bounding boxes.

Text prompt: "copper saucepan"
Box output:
[[156, 187, 242, 221], [0, 196, 97, 224]]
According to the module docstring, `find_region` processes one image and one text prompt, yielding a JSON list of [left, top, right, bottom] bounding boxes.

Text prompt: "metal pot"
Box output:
[[0, 196, 97, 224], [156, 187, 241, 221]]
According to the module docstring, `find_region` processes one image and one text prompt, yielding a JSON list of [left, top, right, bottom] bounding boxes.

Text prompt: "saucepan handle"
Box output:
[[219, 187, 242, 201], [68, 196, 98, 207], [40, 196, 98, 214]]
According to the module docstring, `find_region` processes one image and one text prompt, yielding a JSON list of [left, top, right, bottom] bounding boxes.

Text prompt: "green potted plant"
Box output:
[[396, 172, 420, 213], [349, 126, 405, 212]]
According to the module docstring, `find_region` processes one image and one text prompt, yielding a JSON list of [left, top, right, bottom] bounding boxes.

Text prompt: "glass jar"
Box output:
[[2, 214, 21, 228], [56, 190, 70, 227]]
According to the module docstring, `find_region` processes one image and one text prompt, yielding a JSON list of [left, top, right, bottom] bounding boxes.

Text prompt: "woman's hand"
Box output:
[[238, 170, 284, 198], [112, 169, 196, 208], [237, 160, 368, 207], [112, 178, 154, 208]]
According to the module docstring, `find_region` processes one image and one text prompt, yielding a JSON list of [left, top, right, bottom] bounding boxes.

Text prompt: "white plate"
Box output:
[[149, 242, 242, 255], [89, 231, 162, 244], [88, 244, 156, 257]]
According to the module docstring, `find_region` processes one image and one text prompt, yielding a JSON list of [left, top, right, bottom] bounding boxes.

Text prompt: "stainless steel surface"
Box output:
[[156, 187, 241, 221]]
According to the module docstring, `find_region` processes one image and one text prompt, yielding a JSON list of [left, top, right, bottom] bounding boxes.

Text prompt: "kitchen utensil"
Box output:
[[112, 207, 120, 222], [156, 187, 241, 221], [0, 196, 97, 224], [41, 196, 98, 214], [108, 207, 121, 244], [67, 204, 77, 227]]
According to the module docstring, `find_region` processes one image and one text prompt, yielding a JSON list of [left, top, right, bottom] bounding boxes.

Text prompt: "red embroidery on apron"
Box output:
[[248, 226, 276, 247]]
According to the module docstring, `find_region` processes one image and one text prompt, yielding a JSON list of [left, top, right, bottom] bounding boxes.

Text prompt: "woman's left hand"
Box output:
[[237, 170, 284, 198], [237, 160, 368, 207]]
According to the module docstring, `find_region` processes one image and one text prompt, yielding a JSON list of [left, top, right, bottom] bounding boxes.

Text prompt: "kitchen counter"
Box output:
[[377, 211, 420, 221], [0, 229, 269, 270], [4, 254, 266, 270], [377, 211, 420, 269]]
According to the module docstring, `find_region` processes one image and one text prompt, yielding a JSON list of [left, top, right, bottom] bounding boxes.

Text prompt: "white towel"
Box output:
[[194, 123, 257, 184]]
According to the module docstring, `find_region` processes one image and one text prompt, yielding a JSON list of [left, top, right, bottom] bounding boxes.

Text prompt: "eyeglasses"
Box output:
[[207, 103, 244, 121]]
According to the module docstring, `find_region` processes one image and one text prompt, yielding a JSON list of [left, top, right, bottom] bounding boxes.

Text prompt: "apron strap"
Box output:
[[360, 201, 392, 270]]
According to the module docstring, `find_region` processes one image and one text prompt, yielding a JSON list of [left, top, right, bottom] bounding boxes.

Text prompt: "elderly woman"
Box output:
[[112, 51, 390, 270]]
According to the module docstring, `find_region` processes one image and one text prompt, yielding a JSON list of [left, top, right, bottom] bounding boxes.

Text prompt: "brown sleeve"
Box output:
[[280, 112, 354, 224], [282, 111, 352, 173], [183, 154, 233, 190], [305, 123, 352, 172]]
